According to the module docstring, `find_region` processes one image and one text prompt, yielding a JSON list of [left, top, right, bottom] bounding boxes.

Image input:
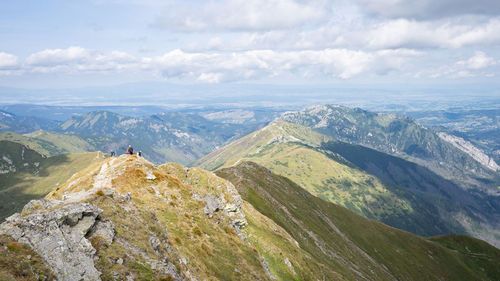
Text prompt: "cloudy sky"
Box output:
[[0, 0, 499, 95]]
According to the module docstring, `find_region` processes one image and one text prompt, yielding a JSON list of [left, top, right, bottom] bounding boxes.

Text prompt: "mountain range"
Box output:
[[0, 102, 499, 280], [1, 108, 281, 165], [281, 105, 499, 188], [0, 110, 58, 134], [197, 106, 500, 246], [403, 108, 500, 164]]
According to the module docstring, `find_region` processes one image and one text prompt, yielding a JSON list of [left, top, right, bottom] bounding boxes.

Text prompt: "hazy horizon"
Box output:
[[1, 0, 499, 103]]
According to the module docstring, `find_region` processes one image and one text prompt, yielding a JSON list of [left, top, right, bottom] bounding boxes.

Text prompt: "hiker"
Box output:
[[126, 145, 134, 155], [137, 151, 142, 157], [110, 151, 115, 157]]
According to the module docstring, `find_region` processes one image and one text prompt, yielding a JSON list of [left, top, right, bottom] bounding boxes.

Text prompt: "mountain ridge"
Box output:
[[196, 120, 500, 247], [1, 155, 499, 280], [281, 104, 499, 191]]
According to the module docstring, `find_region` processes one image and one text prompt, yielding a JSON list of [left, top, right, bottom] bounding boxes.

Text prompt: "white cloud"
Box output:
[[25, 47, 92, 66], [456, 51, 496, 69], [424, 51, 498, 78], [183, 16, 500, 53], [152, 0, 328, 31], [4, 46, 424, 82], [146, 48, 422, 82], [5, 45, 499, 83], [0, 52, 19, 69], [24, 47, 141, 74]]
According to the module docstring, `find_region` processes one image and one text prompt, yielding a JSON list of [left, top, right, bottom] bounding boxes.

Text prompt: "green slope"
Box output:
[[0, 140, 106, 221], [2, 155, 499, 280], [0, 131, 95, 156], [217, 162, 500, 281], [196, 122, 461, 236], [196, 121, 500, 246], [321, 140, 500, 245], [194, 121, 330, 170]]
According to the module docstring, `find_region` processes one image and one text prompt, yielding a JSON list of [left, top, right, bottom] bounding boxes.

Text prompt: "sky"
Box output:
[[0, 0, 499, 103]]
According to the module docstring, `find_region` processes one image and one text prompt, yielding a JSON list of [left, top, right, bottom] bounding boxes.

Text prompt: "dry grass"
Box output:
[[0, 234, 56, 281]]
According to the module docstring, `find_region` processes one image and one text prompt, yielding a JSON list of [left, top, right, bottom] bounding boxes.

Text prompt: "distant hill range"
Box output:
[[0, 110, 58, 134], [404, 108, 500, 164], [56, 110, 269, 164], [1, 108, 281, 165]]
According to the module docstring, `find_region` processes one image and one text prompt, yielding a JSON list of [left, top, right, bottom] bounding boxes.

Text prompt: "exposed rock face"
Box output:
[[88, 220, 115, 245], [191, 191, 247, 230], [438, 132, 500, 171], [193, 193, 223, 216], [0, 199, 112, 281]]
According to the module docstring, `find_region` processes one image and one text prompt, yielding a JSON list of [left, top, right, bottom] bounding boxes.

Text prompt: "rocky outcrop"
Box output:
[[192, 191, 248, 230], [0, 199, 114, 281]]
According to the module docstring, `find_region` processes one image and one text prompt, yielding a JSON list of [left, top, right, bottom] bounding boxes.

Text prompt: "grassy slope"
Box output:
[[194, 121, 330, 171], [430, 235, 500, 279], [0, 141, 106, 221], [46, 156, 340, 280], [4, 154, 498, 280], [0, 131, 95, 156], [196, 121, 462, 237], [322, 140, 500, 244], [0, 234, 56, 281], [217, 162, 500, 281]]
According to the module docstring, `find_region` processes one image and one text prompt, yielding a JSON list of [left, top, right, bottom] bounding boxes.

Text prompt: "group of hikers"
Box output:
[[109, 145, 142, 157]]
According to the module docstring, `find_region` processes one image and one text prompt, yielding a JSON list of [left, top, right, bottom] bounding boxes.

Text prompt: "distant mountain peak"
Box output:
[[280, 104, 497, 186]]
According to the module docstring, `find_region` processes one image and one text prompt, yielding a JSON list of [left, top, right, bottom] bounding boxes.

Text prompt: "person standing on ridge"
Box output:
[[126, 145, 134, 155]]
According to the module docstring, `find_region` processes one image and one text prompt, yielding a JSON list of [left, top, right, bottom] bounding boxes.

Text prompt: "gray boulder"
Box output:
[[0, 199, 107, 281]]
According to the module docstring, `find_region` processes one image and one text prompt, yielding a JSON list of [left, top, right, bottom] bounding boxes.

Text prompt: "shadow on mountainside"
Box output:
[[321, 140, 500, 242], [0, 153, 102, 222]]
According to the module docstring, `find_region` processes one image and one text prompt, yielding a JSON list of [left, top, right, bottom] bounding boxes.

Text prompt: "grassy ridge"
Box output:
[[217, 162, 500, 281], [194, 121, 329, 170], [3, 153, 498, 280], [197, 121, 463, 237], [321, 140, 500, 245], [47, 156, 340, 280]]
